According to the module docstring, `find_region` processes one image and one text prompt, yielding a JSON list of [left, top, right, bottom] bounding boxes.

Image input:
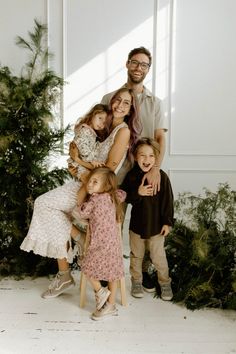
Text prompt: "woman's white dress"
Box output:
[[20, 122, 128, 261]]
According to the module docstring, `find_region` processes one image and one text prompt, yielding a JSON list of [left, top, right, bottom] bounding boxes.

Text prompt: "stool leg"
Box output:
[[79, 272, 87, 308], [119, 277, 127, 306], [79, 223, 90, 308]]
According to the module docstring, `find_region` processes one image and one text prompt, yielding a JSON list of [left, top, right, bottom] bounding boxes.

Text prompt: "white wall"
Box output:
[[0, 0, 47, 74], [63, 0, 155, 127], [166, 0, 236, 196], [1, 0, 236, 197]]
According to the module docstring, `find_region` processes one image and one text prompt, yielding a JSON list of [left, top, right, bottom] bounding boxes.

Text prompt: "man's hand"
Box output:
[[145, 166, 161, 194], [138, 175, 154, 196]]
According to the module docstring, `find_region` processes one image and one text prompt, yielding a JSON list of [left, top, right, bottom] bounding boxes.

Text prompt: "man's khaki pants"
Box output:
[[129, 230, 171, 285]]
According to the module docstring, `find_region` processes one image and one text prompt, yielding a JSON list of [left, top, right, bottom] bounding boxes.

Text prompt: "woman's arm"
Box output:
[[105, 127, 130, 172], [69, 142, 94, 170], [68, 164, 78, 177], [70, 126, 130, 172], [77, 184, 88, 206]]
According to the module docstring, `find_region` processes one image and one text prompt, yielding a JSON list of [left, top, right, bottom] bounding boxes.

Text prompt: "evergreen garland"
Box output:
[[166, 183, 236, 310], [0, 20, 69, 276]]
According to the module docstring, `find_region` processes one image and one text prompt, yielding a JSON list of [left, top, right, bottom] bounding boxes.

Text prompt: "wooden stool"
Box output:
[[79, 223, 127, 308]]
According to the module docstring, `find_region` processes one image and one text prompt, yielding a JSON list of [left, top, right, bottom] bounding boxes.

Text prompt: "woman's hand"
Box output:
[[69, 141, 80, 162], [90, 160, 105, 168], [69, 142, 94, 170], [80, 171, 90, 184], [68, 164, 78, 177]]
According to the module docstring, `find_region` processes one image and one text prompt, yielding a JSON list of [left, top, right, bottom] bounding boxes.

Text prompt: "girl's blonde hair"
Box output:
[[85, 167, 124, 222], [74, 103, 112, 141]]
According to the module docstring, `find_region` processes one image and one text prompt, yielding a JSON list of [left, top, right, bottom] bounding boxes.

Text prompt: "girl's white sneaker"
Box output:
[[91, 302, 118, 321]]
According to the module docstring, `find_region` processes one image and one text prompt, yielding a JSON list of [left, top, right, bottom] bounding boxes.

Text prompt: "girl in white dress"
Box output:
[[20, 87, 142, 298], [67, 103, 110, 179]]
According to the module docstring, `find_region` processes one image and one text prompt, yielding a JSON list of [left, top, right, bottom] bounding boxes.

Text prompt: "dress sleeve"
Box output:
[[74, 196, 95, 220], [74, 126, 98, 160], [116, 189, 126, 203]]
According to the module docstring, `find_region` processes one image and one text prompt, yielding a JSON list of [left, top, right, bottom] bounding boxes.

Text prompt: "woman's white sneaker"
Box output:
[[41, 271, 75, 299]]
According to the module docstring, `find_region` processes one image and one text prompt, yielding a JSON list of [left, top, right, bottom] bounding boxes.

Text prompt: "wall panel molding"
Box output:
[[168, 152, 236, 157], [168, 168, 236, 174], [168, 168, 236, 196], [167, 0, 236, 157]]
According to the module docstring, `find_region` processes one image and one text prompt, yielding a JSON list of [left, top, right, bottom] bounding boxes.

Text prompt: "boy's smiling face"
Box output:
[[136, 144, 156, 172]]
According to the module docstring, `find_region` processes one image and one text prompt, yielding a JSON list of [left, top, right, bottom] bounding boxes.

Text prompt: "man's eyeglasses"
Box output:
[[128, 59, 150, 70]]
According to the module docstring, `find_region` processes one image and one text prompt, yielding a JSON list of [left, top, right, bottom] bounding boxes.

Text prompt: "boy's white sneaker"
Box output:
[[160, 284, 173, 301], [131, 280, 144, 298]]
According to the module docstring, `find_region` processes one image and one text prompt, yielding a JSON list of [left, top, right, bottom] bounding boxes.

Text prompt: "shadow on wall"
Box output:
[[64, 0, 170, 124], [67, 0, 155, 75]]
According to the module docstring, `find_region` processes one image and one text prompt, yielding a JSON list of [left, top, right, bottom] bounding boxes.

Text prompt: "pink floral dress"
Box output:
[[75, 190, 126, 281]]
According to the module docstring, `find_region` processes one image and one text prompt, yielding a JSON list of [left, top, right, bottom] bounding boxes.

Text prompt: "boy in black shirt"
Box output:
[[121, 138, 174, 300]]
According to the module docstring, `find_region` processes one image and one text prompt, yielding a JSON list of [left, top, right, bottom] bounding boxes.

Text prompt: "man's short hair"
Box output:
[[128, 47, 152, 66]]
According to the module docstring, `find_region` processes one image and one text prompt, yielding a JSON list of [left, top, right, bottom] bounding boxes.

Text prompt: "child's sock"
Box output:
[[73, 233, 81, 242], [58, 269, 70, 276]]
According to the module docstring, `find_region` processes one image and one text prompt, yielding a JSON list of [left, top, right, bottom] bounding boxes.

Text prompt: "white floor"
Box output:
[[0, 223, 236, 354]]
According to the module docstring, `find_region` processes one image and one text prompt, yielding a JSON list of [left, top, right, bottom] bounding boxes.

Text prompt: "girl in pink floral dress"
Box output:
[[74, 167, 126, 320]]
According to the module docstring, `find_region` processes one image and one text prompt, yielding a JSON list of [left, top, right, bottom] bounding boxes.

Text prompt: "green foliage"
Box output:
[[0, 20, 70, 275], [166, 183, 236, 310]]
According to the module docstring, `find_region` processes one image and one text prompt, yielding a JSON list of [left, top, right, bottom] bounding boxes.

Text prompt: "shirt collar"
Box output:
[[133, 162, 145, 175], [123, 83, 152, 98]]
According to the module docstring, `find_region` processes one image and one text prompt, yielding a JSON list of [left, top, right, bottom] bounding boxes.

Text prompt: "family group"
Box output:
[[20, 47, 174, 321]]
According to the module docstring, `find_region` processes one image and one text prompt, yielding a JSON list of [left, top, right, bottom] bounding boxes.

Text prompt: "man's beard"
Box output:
[[128, 72, 145, 84]]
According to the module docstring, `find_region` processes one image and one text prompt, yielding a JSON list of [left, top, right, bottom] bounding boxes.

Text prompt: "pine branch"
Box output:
[[167, 183, 236, 310], [0, 19, 69, 276], [15, 37, 33, 52]]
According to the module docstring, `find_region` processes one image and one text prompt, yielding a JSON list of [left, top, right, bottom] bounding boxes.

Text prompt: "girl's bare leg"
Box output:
[[89, 278, 102, 292], [108, 281, 118, 305], [88, 278, 111, 310], [91, 281, 118, 320]]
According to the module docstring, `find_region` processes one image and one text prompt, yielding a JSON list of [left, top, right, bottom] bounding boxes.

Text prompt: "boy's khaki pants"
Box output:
[[129, 230, 171, 285]]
